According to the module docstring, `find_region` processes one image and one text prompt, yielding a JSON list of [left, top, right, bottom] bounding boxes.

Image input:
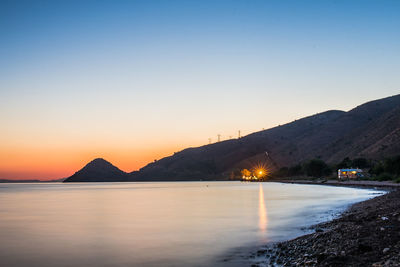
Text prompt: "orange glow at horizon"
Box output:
[[0, 144, 186, 180]]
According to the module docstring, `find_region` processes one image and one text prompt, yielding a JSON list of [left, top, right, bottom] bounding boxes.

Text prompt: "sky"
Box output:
[[1, 0, 399, 180]]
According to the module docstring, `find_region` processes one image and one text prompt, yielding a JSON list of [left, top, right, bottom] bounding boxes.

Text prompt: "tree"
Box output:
[[352, 158, 370, 169], [336, 157, 352, 169], [370, 161, 384, 175], [303, 159, 331, 177], [241, 169, 251, 177], [383, 155, 400, 175]]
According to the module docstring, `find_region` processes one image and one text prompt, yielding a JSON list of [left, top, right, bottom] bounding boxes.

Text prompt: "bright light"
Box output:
[[254, 167, 267, 179], [241, 162, 270, 181]]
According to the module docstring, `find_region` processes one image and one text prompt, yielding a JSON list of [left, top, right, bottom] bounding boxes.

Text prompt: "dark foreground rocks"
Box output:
[[253, 189, 400, 266]]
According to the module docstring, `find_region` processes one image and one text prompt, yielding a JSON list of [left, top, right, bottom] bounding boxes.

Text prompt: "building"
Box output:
[[338, 168, 364, 179]]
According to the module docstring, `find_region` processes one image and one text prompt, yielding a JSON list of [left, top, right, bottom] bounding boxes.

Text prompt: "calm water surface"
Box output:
[[0, 182, 383, 266]]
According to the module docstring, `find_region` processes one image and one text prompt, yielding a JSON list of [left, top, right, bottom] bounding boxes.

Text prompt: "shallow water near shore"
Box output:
[[0, 181, 384, 267]]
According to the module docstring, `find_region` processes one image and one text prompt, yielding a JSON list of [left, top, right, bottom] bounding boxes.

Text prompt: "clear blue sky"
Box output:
[[1, 0, 399, 179]]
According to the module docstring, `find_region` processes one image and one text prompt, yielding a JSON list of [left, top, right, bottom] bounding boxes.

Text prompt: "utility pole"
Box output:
[[217, 134, 221, 142], [208, 138, 212, 144], [238, 130, 241, 139]]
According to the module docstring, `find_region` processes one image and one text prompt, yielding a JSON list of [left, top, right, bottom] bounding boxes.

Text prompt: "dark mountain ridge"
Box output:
[[63, 94, 400, 182]]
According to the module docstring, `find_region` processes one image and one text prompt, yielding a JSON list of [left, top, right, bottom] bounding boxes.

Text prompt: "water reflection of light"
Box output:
[[258, 183, 268, 235]]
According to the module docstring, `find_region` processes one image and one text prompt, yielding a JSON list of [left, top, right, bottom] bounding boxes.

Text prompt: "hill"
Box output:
[[64, 158, 128, 182], [63, 94, 400, 182]]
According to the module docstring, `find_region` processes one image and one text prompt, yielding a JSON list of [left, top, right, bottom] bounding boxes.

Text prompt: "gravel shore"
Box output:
[[251, 188, 400, 267]]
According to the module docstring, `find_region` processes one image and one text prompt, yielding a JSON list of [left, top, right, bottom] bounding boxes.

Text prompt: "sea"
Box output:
[[0, 182, 384, 267]]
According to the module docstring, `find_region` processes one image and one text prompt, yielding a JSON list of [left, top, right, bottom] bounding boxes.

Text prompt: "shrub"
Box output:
[[288, 164, 304, 176], [369, 162, 384, 175], [377, 173, 393, 181]]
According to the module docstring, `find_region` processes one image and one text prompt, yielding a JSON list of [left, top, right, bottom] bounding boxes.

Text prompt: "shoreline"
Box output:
[[266, 179, 400, 191], [249, 182, 400, 266]]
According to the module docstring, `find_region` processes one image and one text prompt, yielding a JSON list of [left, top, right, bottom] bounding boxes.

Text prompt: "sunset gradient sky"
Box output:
[[1, 0, 399, 180]]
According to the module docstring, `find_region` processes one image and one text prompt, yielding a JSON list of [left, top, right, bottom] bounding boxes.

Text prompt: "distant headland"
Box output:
[[63, 94, 400, 182]]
